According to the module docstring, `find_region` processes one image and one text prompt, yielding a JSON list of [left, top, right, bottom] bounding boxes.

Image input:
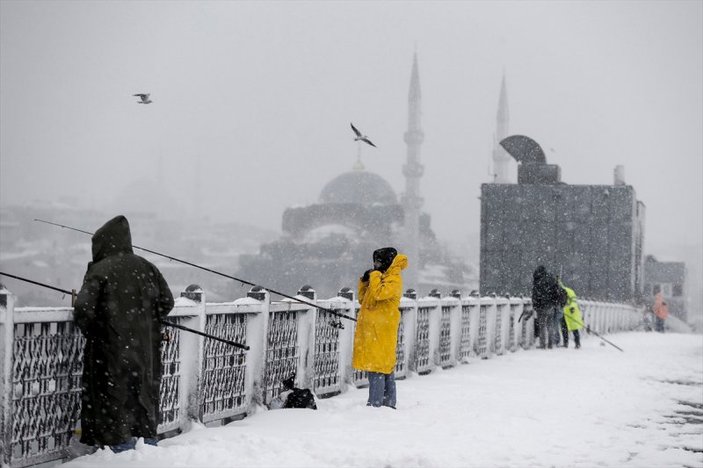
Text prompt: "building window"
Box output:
[[673, 284, 683, 297]]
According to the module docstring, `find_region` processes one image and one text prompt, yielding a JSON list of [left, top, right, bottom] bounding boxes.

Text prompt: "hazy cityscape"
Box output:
[[1, 3, 702, 468], [1, 1, 701, 326]]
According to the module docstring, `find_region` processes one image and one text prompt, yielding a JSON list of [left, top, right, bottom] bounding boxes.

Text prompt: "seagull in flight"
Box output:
[[133, 93, 152, 104], [350, 123, 376, 148]]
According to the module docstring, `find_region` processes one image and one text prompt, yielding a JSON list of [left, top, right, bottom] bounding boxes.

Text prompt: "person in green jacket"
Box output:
[[560, 281, 583, 349]]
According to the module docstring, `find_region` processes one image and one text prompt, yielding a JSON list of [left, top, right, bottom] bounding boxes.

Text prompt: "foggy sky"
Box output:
[[1, 1, 701, 259]]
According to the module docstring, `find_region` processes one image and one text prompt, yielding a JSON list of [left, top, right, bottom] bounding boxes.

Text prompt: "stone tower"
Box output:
[[492, 73, 511, 183], [401, 52, 424, 290]]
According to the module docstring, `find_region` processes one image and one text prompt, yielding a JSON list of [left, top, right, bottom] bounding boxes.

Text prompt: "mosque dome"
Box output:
[[319, 171, 397, 206]]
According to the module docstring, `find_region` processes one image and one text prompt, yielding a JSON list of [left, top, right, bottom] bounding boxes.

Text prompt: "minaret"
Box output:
[[401, 52, 424, 291], [492, 73, 511, 183]]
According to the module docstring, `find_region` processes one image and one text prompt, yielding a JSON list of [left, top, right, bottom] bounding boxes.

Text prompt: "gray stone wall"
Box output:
[[480, 183, 645, 302]]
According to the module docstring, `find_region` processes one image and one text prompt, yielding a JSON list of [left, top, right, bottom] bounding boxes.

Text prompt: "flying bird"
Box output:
[[133, 93, 152, 104], [350, 123, 376, 148]]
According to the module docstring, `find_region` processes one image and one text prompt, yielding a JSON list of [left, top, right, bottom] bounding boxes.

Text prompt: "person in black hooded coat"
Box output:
[[531, 265, 560, 349], [74, 215, 174, 449]]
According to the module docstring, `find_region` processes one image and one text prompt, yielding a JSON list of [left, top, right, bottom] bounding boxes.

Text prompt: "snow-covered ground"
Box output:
[[64, 332, 703, 468]]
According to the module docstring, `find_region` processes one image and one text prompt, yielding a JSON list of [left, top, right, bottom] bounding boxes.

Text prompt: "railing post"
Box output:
[[336, 287, 355, 388], [296, 285, 317, 391], [507, 296, 523, 353], [467, 292, 481, 357], [0, 286, 15, 466], [447, 291, 462, 367], [246, 286, 270, 409], [425, 290, 442, 371], [402, 289, 418, 374], [493, 295, 509, 356], [179, 285, 206, 427]]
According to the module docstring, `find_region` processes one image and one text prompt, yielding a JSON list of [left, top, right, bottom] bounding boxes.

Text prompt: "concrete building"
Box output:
[[480, 138, 646, 302]]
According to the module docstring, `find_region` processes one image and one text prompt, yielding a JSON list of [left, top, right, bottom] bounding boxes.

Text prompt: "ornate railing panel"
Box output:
[[459, 304, 472, 360], [477, 304, 489, 358], [8, 313, 83, 468], [438, 306, 452, 368], [508, 302, 520, 352], [158, 318, 182, 433], [262, 310, 299, 405], [394, 309, 408, 377], [312, 310, 341, 396], [494, 302, 505, 356], [414, 306, 431, 373], [200, 313, 248, 423]]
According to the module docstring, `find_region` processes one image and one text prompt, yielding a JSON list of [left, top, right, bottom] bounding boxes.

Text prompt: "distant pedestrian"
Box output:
[[531, 265, 561, 349], [653, 291, 668, 333], [560, 281, 583, 349], [555, 276, 569, 347], [74, 215, 174, 452], [352, 247, 407, 408]]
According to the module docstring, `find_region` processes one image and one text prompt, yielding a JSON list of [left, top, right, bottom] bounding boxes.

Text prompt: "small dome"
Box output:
[[320, 171, 397, 206]]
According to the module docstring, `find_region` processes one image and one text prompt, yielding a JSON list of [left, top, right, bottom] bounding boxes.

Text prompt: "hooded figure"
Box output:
[[352, 248, 407, 408], [531, 265, 560, 310], [74, 215, 174, 447], [560, 283, 583, 348], [562, 285, 584, 332], [353, 248, 407, 374], [531, 265, 560, 349]]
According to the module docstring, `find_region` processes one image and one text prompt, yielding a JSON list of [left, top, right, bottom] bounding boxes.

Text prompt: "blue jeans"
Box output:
[[367, 372, 396, 408]]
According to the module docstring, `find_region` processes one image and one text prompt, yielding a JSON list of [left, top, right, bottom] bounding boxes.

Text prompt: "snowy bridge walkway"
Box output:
[[64, 332, 703, 468]]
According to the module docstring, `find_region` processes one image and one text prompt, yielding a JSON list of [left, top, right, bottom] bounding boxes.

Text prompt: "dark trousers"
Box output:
[[535, 307, 556, 348], [560, 317, 569, 345], [563, 329, 581, 348]]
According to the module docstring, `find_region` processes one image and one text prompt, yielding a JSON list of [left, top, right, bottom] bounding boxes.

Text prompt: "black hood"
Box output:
[[91, 215, 134, 262], [373, 247, 398, 273], [533, 265, 547, 280]]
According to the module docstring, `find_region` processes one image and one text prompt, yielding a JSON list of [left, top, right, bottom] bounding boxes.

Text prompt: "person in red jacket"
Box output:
[[653, 291, 669, 333]]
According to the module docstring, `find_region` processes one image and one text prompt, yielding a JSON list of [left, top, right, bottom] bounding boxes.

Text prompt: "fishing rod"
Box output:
[[581, 319, 624, 352], [35, 218, 356, 323], [0, 271, 250, 350]]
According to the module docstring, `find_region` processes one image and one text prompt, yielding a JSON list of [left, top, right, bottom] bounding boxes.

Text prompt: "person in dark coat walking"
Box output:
[[74, 215, 174, 451], [531, 265, 560, 349]]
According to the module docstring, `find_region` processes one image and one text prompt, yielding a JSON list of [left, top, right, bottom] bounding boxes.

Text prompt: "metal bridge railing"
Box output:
[[0, 286, 642, 467]]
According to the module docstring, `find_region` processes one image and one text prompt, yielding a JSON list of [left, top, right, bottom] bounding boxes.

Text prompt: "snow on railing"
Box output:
[[0, 286, 642, 467]]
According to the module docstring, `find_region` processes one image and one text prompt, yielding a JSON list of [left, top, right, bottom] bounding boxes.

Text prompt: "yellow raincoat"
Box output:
[[562, 285, 584, 331], [352, 254, 408, 374]]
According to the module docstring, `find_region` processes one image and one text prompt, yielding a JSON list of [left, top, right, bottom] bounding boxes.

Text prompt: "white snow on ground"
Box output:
[[64, 332, 703, 468]]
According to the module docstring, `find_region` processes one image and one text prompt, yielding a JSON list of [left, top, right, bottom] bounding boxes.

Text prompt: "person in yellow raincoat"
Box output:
[[560, 282, 583, 349], [352, 247, 408, 408]]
